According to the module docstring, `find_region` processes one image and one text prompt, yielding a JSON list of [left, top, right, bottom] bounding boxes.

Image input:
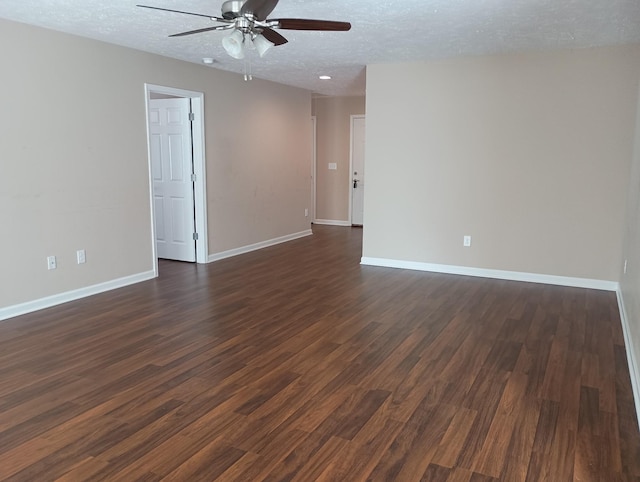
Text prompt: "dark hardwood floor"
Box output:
[[1, 225, 639, 481]]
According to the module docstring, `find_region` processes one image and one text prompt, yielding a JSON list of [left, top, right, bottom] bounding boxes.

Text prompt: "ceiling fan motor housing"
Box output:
[[222, 0, 245, 20]]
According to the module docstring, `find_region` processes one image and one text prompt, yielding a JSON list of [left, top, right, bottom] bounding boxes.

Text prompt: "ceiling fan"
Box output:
[[137, 0, 352, 60]]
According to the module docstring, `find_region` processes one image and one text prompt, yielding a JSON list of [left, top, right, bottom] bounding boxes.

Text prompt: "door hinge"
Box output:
[[188, 112, 195, 121], [193, 232, 199, 241], [191, 173, 196, 182]]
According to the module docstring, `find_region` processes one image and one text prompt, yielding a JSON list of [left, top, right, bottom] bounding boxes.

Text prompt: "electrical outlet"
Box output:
[[47, 256, 57, 270], [305, 208, 309, 217], [77, 249, 86, 264], [463, 236, 472, 247]]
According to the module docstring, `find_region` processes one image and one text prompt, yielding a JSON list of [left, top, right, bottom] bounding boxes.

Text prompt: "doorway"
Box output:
[[350, 115, 366, 226], [144, 84, 208, 272]]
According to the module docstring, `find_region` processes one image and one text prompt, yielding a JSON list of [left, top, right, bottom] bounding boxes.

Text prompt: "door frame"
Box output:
[[349, 114, 366, 226], [144, 83, 208, 273], [311, 115, 317, 223]]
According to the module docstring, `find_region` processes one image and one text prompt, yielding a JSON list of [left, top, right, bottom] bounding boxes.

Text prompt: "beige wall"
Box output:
[[312, 96, 365, 222], [0, 18, 311, 309], [620, 81, 640, 411], [363, 46, 640, 281]]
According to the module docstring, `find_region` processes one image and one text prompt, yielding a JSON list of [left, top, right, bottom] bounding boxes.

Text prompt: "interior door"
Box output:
[[149, 98, 196, 262], [351, 116, 366, 226]]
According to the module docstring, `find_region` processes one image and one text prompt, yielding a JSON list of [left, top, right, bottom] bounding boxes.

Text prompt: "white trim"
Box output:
[[191, 96, 208, 263], [616, 289, 640, 430], [360, 257, 619, 291], [144, 91, 159, 277], [313, 219, 351, 227], [311, 116, 317, 223], [208, 230, 313, 263], [0, 271, 156, 321], [144, 84, 209, 265]]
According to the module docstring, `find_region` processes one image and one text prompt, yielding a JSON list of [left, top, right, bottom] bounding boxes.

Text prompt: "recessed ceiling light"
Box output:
[[319, 75, 332, 80], [202, 57, 215, 65]]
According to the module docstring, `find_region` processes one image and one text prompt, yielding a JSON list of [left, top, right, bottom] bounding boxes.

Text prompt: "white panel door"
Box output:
[[351, 116, 366, 226], [149, 98, 196, 262]]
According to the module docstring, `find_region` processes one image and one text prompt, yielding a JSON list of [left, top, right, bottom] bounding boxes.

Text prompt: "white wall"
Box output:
[[619, 81, 640, 423], [0, 18, 311, 312], [363, 46, 640, 283]]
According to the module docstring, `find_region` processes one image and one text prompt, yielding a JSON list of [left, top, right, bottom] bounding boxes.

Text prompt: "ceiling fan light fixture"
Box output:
[[222, 29, 245, 59], [253, 33, 275, 58]]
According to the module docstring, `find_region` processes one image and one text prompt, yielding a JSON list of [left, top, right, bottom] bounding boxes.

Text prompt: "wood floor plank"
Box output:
[[107, 433, 217, 480], [525, 399, 573, 481], [315, 387, 390, 440], [498, 394, 541, 482], [421, 463, 452, 481], [574, 386, 603, 481], [431, 407, 478, 469], [368, 398, 457, 481], [290, 435, 349, 482], [540, 335, 569, 402], [318, 417, 403, 481], [262, 432, 332, 482], [471, 371, 530, 478], [0, 226, 637, 481], [54, 457, 111, 482], [456, 367, 511, 469], [557, 349, 583, 435], [0, 437, 55, 480], [219, 428, 310, 480], [161, 437, 245, 482]]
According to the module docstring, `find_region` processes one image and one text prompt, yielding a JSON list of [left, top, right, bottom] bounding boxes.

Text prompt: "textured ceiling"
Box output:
[[1, 0, 639, 96]]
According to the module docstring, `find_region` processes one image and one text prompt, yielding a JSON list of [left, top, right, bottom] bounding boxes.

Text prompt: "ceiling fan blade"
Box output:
[[260, 27, 288, 46], [272, 18, 352, 31], [137, 5, 225, 22], [169, 25, 234, 37], [241, 0, 280, 21]]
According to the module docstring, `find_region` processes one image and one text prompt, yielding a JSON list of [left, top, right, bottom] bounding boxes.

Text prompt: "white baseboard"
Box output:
[[0, 270, 157, 322], [360, 257, 619, 292], [313, 219, 351, 227], [616, 289, 640, 431], [208, 229, 313, 263]]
